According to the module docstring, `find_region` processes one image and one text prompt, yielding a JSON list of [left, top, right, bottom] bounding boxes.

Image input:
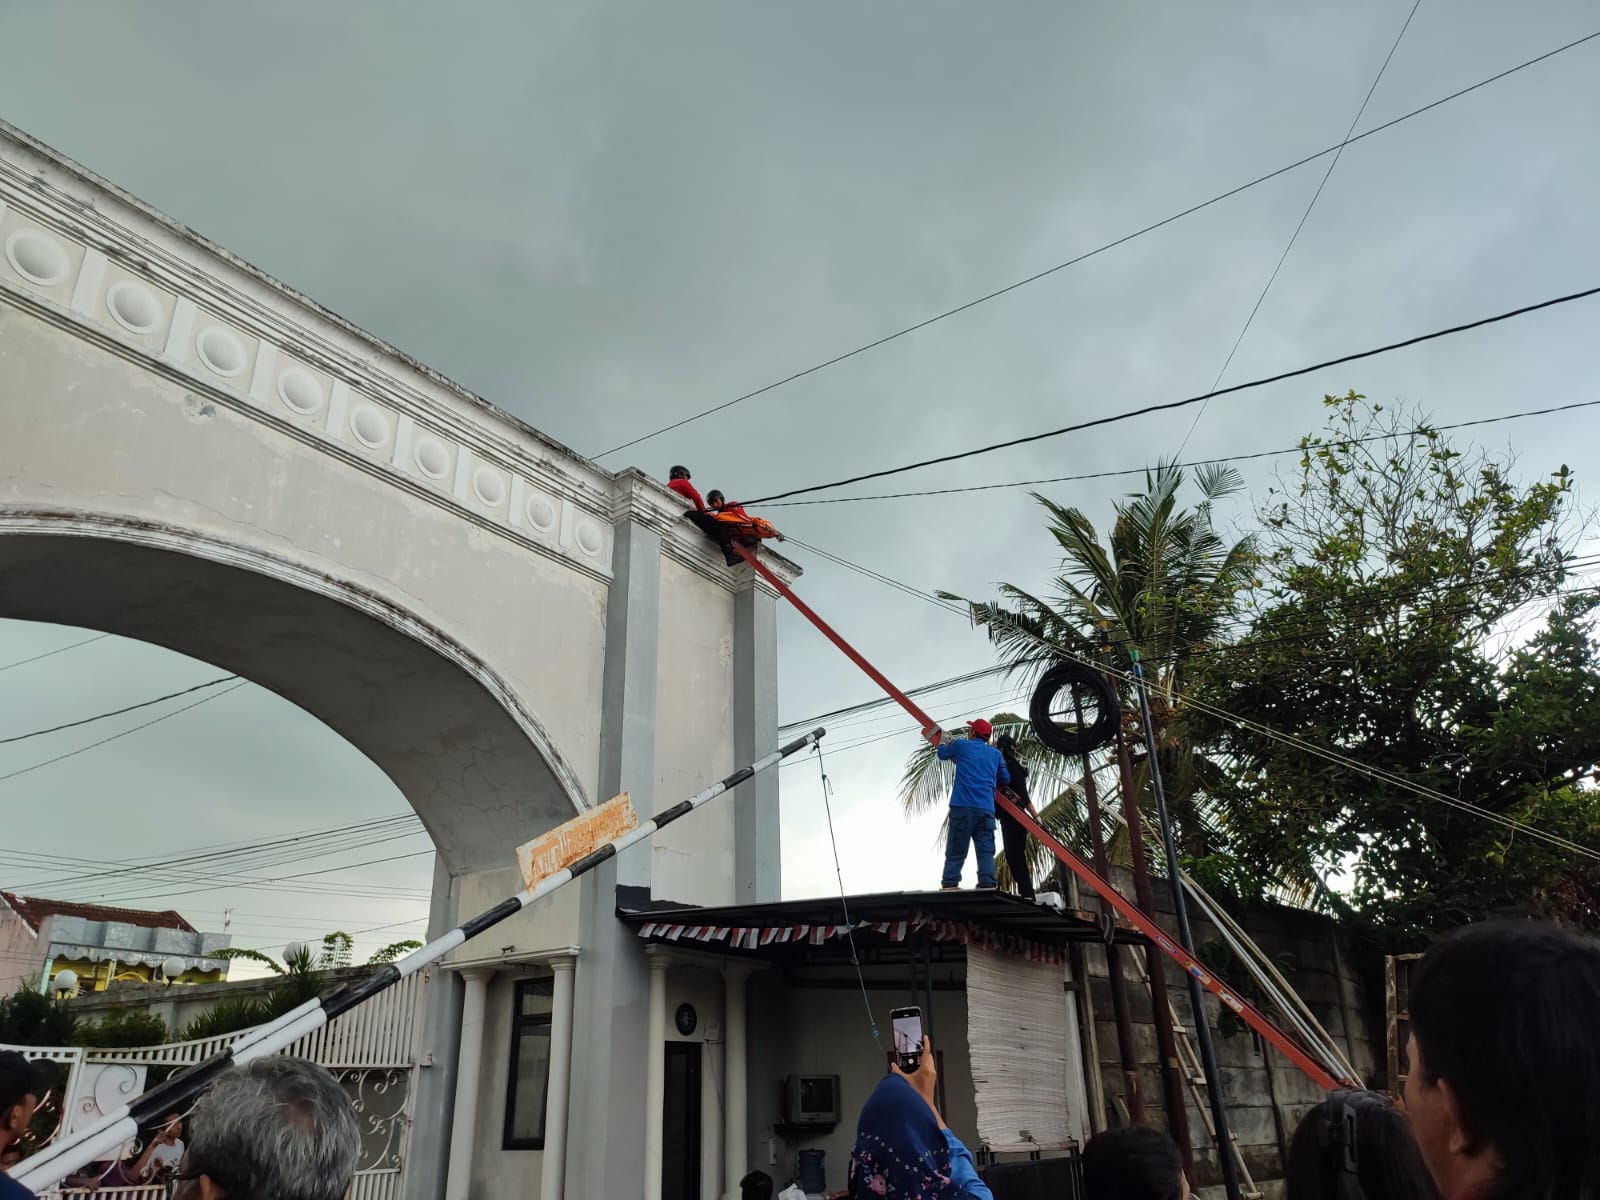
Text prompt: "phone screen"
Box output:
[[891, 1007, 924, 1071]]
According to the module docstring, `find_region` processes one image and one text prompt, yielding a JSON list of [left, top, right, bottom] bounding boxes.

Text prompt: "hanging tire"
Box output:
[[1029, 661, 1120, 756]]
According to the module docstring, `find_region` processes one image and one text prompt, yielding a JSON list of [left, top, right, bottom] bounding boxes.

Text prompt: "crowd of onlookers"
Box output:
[[2, 917, 1596, 1200], [844, 919, 1600, 1200]]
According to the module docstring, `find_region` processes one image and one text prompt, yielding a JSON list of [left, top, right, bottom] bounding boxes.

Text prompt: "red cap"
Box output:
[[969, 718, 993, 739]]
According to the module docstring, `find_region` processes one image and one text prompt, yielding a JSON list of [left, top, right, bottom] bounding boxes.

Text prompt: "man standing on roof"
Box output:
[[931, 719, 1009, 892], [667, 465, 705, 511], [994, 732, 1037, 902]]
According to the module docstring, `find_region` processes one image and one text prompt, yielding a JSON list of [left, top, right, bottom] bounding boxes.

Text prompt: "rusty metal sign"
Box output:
[[515, 792, 638, 890]]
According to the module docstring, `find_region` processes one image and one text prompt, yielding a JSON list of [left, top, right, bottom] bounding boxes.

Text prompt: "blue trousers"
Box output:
[[943, 807, 997, 888]]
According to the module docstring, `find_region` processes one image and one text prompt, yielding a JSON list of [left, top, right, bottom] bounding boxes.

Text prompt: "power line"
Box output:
[[1176, 0, 1423, 455], [593, 28, 1600, 460], [0, 676, 239, 745], [760, 399, 1600, 506], [788, 537, 1600, 862], [742, 284, 1600, 505], [0, 682, 248, 786], [0, 633, 109, 674]]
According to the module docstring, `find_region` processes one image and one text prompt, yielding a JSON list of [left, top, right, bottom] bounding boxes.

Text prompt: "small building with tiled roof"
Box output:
[[0, 891, 231, 996]]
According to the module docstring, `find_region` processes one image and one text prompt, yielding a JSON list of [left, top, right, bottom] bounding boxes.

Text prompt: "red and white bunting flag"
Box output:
[[760, 928, 779, 947]]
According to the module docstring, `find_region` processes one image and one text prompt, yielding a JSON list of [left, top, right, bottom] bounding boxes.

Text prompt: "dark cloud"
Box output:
[[1, 0, 1597, 932]]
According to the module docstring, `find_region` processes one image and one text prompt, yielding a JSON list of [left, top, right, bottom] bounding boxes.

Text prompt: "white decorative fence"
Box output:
[[6, 971, 426, 1199]]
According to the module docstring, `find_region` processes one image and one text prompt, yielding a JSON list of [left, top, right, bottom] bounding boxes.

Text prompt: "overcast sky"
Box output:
[[2, 1, 1598, 971]]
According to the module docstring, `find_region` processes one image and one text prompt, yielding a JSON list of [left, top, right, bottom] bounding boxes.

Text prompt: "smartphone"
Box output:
[[890, 1006, 924, 1073]]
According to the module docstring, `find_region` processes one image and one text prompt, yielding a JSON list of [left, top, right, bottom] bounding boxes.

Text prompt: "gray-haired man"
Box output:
[[166, 1057, 358, 1200]]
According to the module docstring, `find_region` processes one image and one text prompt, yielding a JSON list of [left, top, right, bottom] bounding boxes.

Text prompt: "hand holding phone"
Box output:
[[890, 1006, 924, 1073]]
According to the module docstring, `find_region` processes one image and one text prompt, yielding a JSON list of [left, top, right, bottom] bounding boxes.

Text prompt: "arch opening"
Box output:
[[0, 524, 589, 878]]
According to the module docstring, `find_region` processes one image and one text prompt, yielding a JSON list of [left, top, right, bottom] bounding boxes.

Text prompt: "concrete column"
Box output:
[[733, 583, 780, 902], [722, 963, 752, 1199], [701, 1033, 724, 1200], [644, 950, 671, 1200], [567, 520, 660, 1200], [405, 855, 463, 1200], [540, 956, 578, 1200], [445, 969, 495, 1200]]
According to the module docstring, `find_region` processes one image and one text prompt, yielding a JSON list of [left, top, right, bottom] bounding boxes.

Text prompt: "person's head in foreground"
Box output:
[[1082, 1125, 1189, 1200], [1405, 919, 1600, 1200], [739, 1169, 774, 1200], [1285, 1089, 1437, 1200], [968, 719, 993, 743], [168, 1057, 359, 1200], [0, 1051, 54, 1158]]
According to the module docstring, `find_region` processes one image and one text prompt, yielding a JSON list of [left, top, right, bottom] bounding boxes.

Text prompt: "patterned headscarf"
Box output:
[[848, 1074, 970, 1199]]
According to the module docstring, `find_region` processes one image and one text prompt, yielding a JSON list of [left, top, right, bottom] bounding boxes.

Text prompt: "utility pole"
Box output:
[[1130, 649, 1243, 1200], [1114, 722, 1194, 1177], [1074, 695, 1144, 1125]]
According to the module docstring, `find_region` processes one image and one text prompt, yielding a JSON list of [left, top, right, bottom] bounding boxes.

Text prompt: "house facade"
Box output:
[[0, 893, 229, 996]]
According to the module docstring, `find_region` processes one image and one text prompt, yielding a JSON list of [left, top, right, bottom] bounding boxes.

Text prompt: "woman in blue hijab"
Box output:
[[848, 1037, 993, 1199]]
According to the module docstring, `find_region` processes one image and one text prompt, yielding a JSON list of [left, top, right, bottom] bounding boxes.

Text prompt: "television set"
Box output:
[[783, 1074, 840, 1126]]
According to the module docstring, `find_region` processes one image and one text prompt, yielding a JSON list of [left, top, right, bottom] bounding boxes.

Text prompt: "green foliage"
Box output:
[[318, 932, 354, 970], [177, 995, 268, 1042], [906, 462, 1266, 884], [1195, 393, 1600, 937], [75, 1008, 168, 1048], [210, 947, 285, 975], [0, 986, 76, 1046], [366, 940, 424, 965]]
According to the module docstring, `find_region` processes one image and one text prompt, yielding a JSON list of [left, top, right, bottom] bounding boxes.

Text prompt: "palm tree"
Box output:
[[901, 463, 1260, 889]]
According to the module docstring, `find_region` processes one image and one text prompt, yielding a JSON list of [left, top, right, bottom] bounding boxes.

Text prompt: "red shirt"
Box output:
[[713, 503, 749, 520], [668, 478, 704, 511]]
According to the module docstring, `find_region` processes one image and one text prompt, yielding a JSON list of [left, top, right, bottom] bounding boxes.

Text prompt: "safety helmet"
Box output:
[[707, 490, 726, 506], [670, 465, 690, 480]]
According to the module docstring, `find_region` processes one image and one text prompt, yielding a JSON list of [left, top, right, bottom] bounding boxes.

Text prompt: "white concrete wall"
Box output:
[[467, 973, 544, 1200], [652, 559, 737, 906], [0, 906, 41, 996], [752, 973, 979, 1195]]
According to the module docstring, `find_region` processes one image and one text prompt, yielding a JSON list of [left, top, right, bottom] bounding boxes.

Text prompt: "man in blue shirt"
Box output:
[[934, 718, 1010, 891]]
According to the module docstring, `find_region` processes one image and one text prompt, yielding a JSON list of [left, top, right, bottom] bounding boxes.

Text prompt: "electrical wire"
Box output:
[[1176, 0, 1424, 456], [0, 682, 248, 786], [783, 537, 1600, 861], [0, 676, 240, 745], [0, 633, 110, 674], [593, 28, 1600, 460], [759, 399, 1600, 506], [742, 284, 1600, 505]]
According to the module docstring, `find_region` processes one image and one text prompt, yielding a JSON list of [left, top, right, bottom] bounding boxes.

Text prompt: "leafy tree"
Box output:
[[904, 463, 1264, 889], [0, 986, 76, 1046], [75, 1008, 168, 1048], [179, 933, 419, 1040], [1194, 393, 1600, 937], [367, 939, 424, 965]]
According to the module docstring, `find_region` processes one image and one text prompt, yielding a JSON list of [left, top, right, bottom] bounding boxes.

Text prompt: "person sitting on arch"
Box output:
[[688, 489, 784, 566], [666, 465, 705, 512]]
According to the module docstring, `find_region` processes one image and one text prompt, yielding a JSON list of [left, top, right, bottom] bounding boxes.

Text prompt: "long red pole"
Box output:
[[735, 543, 1346, 1092]]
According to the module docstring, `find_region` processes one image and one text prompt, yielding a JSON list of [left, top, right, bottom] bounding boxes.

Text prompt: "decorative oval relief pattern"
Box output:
[[413, 436, 451, 479], [350, 404, 391, 448], [525, 495, 558, 533], [575, 519, 604, 556], [105, 281, 164, 333], [196, 326, 247, 378], [5, 229, 71, 286], [472, 467, 507, 507], [276, 368, 325, 416]]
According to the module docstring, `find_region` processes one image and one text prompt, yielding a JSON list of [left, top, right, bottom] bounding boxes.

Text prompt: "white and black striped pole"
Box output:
[[16, 727, 826, 1194]]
